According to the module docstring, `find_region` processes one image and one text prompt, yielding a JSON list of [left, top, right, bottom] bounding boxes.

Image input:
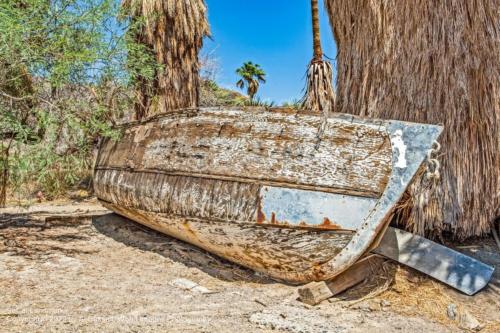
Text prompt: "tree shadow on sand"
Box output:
[[0, 214, 98, 259]]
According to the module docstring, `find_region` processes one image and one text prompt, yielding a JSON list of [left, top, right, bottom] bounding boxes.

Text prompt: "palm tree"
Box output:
[[301, 0, 336, 114], [235, 62, 266, 101], [325, 0, 498, 240], [121, 0, 210, 120]]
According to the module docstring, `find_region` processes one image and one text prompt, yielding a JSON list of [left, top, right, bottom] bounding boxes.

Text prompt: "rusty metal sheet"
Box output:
[[259, 186, 376, 230], [374, 227, 495, 295]]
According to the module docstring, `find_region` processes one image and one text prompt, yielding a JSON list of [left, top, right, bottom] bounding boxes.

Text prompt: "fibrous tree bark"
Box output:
[[325, 0, 499, 239], [122, 0, 210, 119]]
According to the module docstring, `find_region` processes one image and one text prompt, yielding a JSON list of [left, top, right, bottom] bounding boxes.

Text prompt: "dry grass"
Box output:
[[382, 265, 456, 325], [325, 0, 499, 240], [122, 0, 210, 119], [347, 262, 500, 332]]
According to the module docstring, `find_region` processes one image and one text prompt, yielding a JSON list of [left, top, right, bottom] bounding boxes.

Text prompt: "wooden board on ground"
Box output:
[[0, 202, 110, 221], [298, 255, 385, 305]]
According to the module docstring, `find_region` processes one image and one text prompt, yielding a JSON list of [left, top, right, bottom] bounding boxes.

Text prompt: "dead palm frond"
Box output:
[[122, 0, 210, 119], [302, 60, 335, 113], [301, 0, 336, 115], [325, 0, 499, 240]]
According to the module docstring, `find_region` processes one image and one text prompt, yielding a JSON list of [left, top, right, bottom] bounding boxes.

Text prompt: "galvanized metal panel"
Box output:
[[374, 227, 495, 295], [259, 186, 376, 230]]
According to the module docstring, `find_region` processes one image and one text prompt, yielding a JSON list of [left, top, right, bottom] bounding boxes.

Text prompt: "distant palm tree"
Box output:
[[122, 0, 210, 120], [236, 62, 266, 101], [301, 0, 335, 114]]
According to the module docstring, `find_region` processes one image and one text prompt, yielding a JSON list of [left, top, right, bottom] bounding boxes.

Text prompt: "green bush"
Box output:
[[0, 0, 155, 204]]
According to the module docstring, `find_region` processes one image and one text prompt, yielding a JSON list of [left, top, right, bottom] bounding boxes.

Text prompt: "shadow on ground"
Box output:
[[0, 214, 98, 259], [92, 213, 276, 284]]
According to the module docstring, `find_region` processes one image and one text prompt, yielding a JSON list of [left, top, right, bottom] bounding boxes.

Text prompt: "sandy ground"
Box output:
[[0, 201, 498, 332]]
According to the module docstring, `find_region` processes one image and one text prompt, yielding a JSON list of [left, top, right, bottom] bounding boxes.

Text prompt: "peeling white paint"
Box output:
[[391, 129, 407, 169], [138, 108, 392, 196]]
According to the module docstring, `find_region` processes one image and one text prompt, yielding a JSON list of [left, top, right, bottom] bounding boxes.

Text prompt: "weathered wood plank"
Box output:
[[96, 108, 391, 198], [297, 255, 385, 305], [298, 282, 334, 306], [101, 202, 354, 283], [95, 169, 375, 230], [324, 255, 385, 295], [94, 169, 260, 223]]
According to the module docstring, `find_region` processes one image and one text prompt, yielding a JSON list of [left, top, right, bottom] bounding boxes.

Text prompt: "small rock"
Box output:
[[35, 191, 45, 202], [191, 285, 211, 294], [171, 278, 198, 290], [355, 301, 379, 313], [170, 278, 212, 294], [328, 296, 346, 303], [458, 309, 483, 331], [447, 303, 458, 320], [380, 300, 391, 308]]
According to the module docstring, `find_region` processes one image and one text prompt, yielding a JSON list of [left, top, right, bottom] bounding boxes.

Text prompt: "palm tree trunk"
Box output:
[[301, 0, 336, 114], [311, 0, 323, 61], [123, 0, 210, 120], [325, 0, 499, 240]]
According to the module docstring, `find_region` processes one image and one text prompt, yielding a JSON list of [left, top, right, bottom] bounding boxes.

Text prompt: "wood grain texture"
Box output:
[[96, 108, 392, 198], [325, 255, 385, 295], [298, 281, 334, 305], [101, 201, 354, 283], [94, 169, 260, 223]]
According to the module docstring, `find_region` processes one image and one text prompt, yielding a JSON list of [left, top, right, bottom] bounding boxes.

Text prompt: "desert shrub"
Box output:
[[0, 0, 156, 204]]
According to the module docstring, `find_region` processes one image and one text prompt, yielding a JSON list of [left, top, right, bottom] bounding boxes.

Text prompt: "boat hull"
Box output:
[[101, 201, 354, 283], [94, 107, 442, 283]]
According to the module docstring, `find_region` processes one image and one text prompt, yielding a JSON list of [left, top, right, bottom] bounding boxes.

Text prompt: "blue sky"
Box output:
[[202, 0, 337, 104]]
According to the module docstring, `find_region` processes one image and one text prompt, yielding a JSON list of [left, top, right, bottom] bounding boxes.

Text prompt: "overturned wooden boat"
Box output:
[[94, 107, 443, 283]]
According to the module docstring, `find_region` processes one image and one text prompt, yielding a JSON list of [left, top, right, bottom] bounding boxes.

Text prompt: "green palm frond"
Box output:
[[235, 61, 266, 100]]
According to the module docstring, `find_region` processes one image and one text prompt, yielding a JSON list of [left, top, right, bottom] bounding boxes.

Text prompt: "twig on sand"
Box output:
[[491, 220, 500, 251]]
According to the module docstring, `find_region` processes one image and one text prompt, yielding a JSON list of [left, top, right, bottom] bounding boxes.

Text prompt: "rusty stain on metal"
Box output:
[[259, 186, 376, 231], [256, 196, 266, 224], [259, 214, 343, 231], [320, 217, 342, 230]]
